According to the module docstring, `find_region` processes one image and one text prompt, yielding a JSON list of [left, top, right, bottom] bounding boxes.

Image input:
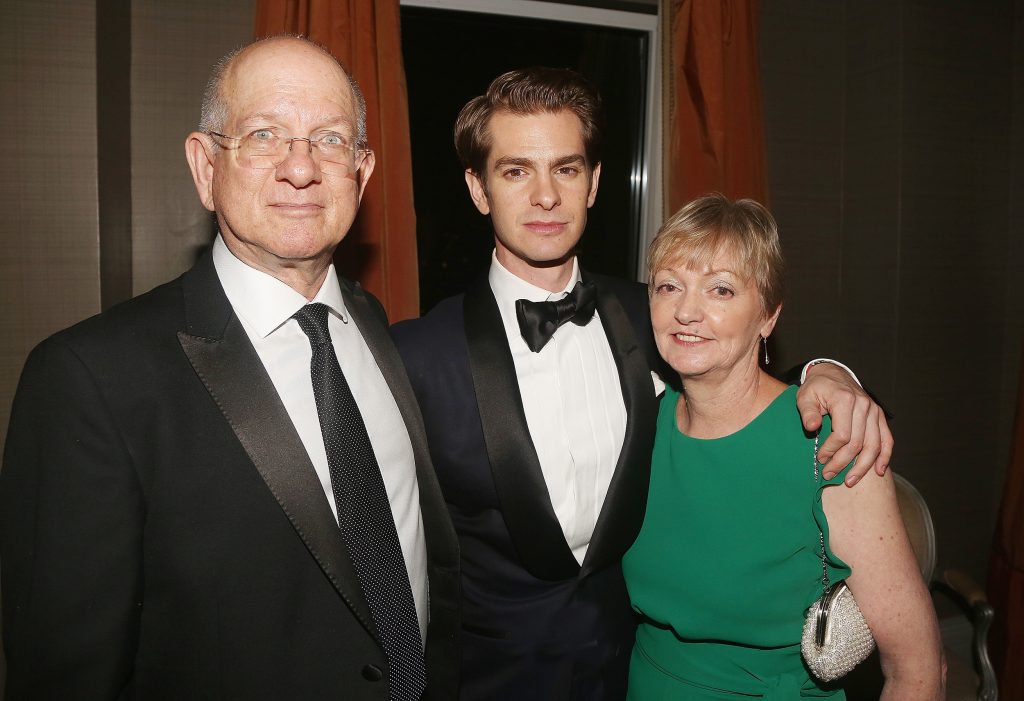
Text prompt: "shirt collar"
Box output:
[[487, 250, 581, 309], [212, 235, 348, 338]]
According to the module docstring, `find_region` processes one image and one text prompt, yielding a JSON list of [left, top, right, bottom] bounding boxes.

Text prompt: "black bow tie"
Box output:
[[515, 280, 598, 353]]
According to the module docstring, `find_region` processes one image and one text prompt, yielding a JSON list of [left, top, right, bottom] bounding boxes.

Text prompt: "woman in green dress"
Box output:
[[621, 194, 945, 700]]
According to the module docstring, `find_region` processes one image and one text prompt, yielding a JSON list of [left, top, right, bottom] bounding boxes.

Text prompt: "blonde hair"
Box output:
[[647, 193, 784, 314]]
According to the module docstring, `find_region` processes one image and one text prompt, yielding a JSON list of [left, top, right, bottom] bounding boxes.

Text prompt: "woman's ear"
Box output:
[[760, 303, 782, 339]]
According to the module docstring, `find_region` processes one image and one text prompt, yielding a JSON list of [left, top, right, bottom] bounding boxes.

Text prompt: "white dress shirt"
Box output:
[[489, 253, 627, 563], [212, 236, 428, 637]]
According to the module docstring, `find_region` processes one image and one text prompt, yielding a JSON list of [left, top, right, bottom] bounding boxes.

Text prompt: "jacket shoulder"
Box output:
[[586, 271, 674, 380], [389, 294, 465, 355], [587, 272, 652, 338], [38, 274, 187, 357], [340, 277, 388, 327], [588, 272, 649, 317]]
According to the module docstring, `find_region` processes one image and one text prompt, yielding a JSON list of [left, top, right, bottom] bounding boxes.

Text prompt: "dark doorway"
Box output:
[[401, 6, 649, 312]]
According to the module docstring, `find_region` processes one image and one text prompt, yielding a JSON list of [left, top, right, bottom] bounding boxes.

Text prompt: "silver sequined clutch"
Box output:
[[800, 433, 876, 682], [801, 579, 876, 681]]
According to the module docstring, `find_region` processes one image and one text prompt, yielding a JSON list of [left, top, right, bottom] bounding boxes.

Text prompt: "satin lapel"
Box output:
[[343, 281, 459, 570], [580, 275, 658, 579], [176, 253, 377, 639], [463, 275, 580, 581]]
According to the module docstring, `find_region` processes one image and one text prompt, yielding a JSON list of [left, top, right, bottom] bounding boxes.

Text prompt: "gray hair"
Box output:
[[198, 35, 368, 148]]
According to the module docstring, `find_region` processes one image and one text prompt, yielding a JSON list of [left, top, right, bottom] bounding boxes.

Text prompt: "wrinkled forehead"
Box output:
[[223, 40, 356, 125]]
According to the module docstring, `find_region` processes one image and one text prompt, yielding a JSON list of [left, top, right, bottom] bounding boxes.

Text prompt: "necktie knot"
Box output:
[[294, 303, 332, 346], [516, 280, 598, 353]]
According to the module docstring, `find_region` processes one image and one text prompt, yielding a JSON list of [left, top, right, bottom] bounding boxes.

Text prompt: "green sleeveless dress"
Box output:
[[621, 385, 852, 699]]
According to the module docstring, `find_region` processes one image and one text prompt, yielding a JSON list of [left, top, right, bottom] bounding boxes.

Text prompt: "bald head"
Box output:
[[199, 36, 368, 147], [184, 34, 377, 298]]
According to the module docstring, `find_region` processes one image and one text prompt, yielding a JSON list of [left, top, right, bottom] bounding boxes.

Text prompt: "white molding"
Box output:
[[399, 0, 656, 31], [637, 21, 661, 282], [399, 0, 661, 283]]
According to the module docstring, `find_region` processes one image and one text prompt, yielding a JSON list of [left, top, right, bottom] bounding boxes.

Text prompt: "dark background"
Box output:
[[2, 3, 1022, 678], [401, 7, 648, 312]]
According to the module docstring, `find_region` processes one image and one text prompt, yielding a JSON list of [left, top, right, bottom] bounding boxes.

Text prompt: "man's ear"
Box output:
[[464, 169, 491, 215], [586, 162, 602, 208], [355, 149, 376, 201], [185, 133, 217, 212]]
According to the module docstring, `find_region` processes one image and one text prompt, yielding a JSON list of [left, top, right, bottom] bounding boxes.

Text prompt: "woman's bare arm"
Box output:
[[822, 471, 947, 700]]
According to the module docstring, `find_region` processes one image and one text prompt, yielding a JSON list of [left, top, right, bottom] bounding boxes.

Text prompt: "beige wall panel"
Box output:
[[131, 0, 254, 295], [761, 0, 1022, 586], [0, 0, 100, 454]]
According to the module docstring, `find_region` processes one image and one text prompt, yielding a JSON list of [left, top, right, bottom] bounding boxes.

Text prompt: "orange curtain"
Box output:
[[254, 0, 419, 322], [988, 347, 1024, 699], [661, 0, 768, 216]]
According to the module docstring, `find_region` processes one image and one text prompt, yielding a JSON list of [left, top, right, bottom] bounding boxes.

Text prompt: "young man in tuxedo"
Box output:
[[1, 36, 459, 700], [391, 67, 890, 700]]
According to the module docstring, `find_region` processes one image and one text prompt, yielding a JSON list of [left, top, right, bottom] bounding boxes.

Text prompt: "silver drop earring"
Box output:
[[761, 336, 770, 366]]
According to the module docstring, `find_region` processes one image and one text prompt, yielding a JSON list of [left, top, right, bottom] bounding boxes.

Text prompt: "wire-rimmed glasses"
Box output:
[[208, 128, 370, 175]]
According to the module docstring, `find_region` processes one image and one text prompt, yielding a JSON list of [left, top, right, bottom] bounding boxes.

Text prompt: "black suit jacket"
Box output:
[[0, 252, 460, 700], [390, 271, 662, 701]]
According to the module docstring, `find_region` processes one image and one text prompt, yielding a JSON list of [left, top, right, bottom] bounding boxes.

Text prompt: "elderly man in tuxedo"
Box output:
[[391, 67, 891, 700], [1, 36, 458, 700]]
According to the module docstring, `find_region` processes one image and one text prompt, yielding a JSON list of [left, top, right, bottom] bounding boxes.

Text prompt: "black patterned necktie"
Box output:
[[515, 280, 598, 353], [293, 303, 426, 701]]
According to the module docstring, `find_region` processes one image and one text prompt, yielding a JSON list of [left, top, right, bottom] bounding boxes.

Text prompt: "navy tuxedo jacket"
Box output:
[[0, 252, 460, 700], [391, 271, 664, 701]]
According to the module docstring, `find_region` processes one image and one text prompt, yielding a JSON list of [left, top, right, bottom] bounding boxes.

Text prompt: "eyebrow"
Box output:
[[660, 264, 742, 278], [491, 153, 587, 171], [238, 112, 355, 130]]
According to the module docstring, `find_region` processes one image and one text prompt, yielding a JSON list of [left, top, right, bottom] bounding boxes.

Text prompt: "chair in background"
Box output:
[[843, 473, 998, 700]]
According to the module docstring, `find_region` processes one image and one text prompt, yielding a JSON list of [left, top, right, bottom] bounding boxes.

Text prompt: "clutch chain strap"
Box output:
[[813, 433, 830, 591], [813, 432, 834, 646]]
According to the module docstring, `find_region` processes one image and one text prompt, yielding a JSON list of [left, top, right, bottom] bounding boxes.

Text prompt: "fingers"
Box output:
[[796, 391, 826, 434], [820, 393, 871, 481], [873, 411, 894, 476], [798, 361, 895, 485], [822, 399, 891, 485], [798, 405, 824, 433], [813, 389, 854, 472], [841, 403, 881, 486]]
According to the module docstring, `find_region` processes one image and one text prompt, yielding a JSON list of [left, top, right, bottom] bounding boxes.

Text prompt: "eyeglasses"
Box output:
[[208, 128, 370, 174]]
